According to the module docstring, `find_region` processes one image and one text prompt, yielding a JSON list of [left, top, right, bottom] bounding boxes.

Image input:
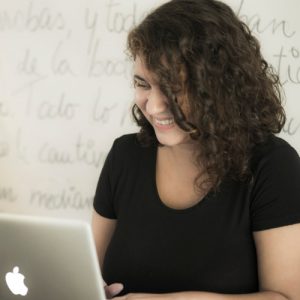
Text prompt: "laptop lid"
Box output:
[[0, 213, 106, 300]]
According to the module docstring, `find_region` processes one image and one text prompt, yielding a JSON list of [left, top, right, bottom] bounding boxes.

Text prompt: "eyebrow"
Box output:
[[133, 75, 148, 82]]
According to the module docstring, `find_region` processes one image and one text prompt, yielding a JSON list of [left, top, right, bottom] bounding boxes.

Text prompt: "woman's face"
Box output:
[[133, 56, 190, 147]]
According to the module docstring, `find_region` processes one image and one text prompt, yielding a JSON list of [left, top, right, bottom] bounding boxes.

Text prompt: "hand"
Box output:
[[104, 282, 124, 299], [113, 293, 168, 300]]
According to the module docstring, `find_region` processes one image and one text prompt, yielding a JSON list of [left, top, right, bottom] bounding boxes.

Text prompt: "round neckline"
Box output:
[[151, 145, 213, 214]]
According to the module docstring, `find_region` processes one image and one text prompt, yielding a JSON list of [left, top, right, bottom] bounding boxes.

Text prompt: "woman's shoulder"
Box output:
[[112, 133, 150, 153], [113, 133, 139, 149], [249, 135, 300, 231], [251, 135, 299, 169], [115, 133, 137, 141], [110, 133, 155, 161]]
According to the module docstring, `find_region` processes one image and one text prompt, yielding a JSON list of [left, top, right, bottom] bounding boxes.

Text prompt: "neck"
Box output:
[[162, 141, 199, 168]]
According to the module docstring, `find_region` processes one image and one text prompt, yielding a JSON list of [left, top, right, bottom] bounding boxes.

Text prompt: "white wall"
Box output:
[[0, 0, 299, 221]]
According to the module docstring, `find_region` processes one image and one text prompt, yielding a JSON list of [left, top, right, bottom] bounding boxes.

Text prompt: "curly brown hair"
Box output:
[[127, 0, 286, 191]]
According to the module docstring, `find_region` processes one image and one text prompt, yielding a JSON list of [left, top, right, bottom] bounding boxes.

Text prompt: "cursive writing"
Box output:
[[29, 186, 93, 210], [236, 0, 296, 38], [274, 46, 300, 85], [0, 2, 66, 32], [283, 117, 300, 136], [0, 140, 9, 158], [106, 0, 137, 33], [0, 186, 17, 203], [37, 134, 107, 169]]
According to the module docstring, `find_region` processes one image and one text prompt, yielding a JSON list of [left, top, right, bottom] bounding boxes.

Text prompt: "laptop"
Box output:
[[0, 213, 107, 300]]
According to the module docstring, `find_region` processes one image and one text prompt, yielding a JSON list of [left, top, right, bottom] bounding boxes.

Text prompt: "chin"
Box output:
[[155, 130, 189, 147]]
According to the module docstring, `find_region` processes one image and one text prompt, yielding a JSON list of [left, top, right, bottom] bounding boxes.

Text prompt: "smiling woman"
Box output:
[[133, 56, 191, 148], [92, 0, 300, 299]]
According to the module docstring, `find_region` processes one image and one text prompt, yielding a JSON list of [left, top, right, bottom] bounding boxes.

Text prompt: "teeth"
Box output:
[[155, 118, 174, 125]]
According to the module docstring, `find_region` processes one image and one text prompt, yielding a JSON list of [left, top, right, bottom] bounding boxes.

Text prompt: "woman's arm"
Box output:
[[92, 209, 116, 268], [113, 223, 300, 300], [92, 210, 124, 298], [113, 291, 286, 300]]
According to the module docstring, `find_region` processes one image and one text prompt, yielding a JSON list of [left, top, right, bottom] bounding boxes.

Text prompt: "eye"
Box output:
[[133, 79, 150, 90]]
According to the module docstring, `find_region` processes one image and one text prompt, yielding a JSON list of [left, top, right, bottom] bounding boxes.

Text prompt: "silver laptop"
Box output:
[[0, 213, 106, 300]]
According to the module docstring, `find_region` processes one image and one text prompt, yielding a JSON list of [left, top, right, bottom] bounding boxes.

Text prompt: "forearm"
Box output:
[[114, 290, 290, 300], [171, 291, 288, 300]]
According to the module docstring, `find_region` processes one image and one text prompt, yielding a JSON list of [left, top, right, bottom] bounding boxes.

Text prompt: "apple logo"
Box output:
[[5, 266, 28, 296]]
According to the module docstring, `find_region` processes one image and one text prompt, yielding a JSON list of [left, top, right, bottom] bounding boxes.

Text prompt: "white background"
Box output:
[[0, 0, 299, 221]]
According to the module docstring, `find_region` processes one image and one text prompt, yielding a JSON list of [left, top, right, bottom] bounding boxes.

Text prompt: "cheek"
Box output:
[[134, 90, 147, 111], [134, 91, 151, 123]]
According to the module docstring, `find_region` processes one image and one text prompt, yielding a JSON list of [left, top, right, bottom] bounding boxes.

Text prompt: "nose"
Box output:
[[146, 88, 168, 115]]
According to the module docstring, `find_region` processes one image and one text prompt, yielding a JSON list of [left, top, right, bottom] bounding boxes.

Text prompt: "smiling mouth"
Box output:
[[154, 118, 175, 125], [153, 117, 175, 130]]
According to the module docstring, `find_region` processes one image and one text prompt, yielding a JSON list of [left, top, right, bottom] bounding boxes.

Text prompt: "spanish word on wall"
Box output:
[[0, 0, 299, 220]]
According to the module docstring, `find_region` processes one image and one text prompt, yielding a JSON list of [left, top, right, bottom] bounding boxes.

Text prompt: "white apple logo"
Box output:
[[5, 266, 28, 296]]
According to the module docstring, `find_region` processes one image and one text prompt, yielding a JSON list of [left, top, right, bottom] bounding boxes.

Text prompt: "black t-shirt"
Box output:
[[93, 133, 300, 294]]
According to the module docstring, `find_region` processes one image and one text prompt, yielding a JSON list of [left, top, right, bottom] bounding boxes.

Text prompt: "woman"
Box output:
[[92, 0, 300, 299]]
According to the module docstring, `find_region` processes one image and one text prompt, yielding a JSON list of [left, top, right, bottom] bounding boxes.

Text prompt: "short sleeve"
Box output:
[[93, 141, 117, 219], [251, 145, 300, 231]]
